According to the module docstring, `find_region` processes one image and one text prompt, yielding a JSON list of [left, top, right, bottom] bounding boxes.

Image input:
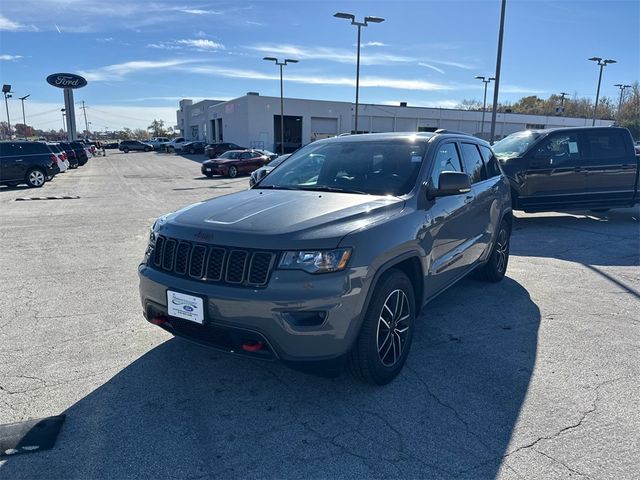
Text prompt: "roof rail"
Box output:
[[434, 128, 470, 136]]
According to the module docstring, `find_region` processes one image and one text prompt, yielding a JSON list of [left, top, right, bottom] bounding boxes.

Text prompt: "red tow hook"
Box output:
[[242, 341, 264, 352], [150, 316, 168, 325]]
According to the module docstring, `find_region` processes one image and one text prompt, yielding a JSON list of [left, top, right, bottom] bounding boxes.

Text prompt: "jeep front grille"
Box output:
[[151, 235, 276, 287]]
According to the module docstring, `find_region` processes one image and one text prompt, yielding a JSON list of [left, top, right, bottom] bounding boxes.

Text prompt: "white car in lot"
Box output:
[[165, 137, 186, 152], [47, 143, 69, 172], [147, 137, 171, 150]]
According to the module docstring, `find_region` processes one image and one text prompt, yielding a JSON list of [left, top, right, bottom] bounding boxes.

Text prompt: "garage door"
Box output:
[[310, 117, 338, 140]]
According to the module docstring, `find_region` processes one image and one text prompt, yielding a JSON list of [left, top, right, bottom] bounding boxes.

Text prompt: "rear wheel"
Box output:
[[228, 166, 238, 178], [476, 220, 510, 282], [349, 269, 416, 385], [25, 168, 46, 188]]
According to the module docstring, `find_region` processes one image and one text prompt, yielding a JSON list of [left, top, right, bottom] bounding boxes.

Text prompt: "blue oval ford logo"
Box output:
[[183, 305, 194, 312], [46, 73, 88, 89]]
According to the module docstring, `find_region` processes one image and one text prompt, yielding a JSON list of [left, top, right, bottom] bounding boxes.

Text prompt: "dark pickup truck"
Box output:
[[493, 126, 639, 212]]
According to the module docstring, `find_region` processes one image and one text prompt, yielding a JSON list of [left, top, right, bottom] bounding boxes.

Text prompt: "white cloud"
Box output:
[[0, 54, 23, 61], [360, 41, 388, 47], [179, 8, 223, 15], [0, 14, 38, 31], [182, 66, 451, 91], [500, 85, 547, 94], [80, 59, 197, 81], [176, 39, 225, 50], [418, 62, 445, 74]]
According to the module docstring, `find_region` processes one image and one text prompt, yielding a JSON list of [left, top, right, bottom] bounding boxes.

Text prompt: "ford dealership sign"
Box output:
[[46, 73, 87, 89]]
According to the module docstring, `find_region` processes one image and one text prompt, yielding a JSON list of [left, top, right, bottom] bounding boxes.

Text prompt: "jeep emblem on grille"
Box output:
[[194, 231, 214, 242]]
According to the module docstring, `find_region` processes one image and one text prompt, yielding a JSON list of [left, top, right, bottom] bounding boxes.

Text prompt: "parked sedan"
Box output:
[[182, 141, 206, 154], [249, 154, 290, 186], [201, 150, 269, 178], [119, 140, 153, 153], [205, 142, 246, 159]]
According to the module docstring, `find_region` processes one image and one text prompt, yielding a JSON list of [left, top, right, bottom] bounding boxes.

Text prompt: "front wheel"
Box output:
[[476, 220, 510, 282], [26, 168, 46, 188], [204, 172, 214, 178], [228, 166, 238, 178], [144, 147, 151, 152], [123, 147, 129, 153], [349, 269, 416, 385]]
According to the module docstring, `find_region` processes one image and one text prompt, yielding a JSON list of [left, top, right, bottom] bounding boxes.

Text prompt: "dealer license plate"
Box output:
[[167, 290, 204, 324]]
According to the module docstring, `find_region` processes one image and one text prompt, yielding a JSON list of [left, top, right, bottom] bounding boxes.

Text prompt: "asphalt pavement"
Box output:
[[0, 150, 638, 479]]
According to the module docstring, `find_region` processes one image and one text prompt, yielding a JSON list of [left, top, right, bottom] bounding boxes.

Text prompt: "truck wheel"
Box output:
[[349, 269, 416, 385], [476, 220, 510, 282], [25, 168, 46, 188], [228, 166, 238, 178]]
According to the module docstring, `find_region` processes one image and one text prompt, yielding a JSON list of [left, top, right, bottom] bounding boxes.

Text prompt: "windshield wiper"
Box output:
[[254, 185, 301, 190], [298, 186, 370, 195]]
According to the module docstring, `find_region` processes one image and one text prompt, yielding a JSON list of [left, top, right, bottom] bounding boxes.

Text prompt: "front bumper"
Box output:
[[138, 262, 371, 363], [201, 164, 226, 176]]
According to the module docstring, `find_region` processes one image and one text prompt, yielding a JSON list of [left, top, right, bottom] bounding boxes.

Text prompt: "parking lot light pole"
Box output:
[[61, 108, 66, 133], [2, 84, 12, 139], [18, 94, 30, 139], [588, 57, 616, 126], [334, 12, 385, 134], [263, 57, 298, 155], [475, 76, 495, 136], [614, 83, 632, 118], [489, 0, 506, 144]]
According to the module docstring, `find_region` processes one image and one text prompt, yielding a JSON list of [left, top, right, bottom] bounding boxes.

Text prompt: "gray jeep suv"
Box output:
[[139, 131, 512, 384]]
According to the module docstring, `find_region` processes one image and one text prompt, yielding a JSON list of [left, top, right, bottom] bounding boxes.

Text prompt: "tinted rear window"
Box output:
[[583, 130, 627, 159], [479, 145, 502, 178], [460, 143, 486, 184]]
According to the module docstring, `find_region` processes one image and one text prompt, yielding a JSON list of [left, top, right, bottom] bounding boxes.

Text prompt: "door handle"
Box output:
[[464, 195, 474, 204]]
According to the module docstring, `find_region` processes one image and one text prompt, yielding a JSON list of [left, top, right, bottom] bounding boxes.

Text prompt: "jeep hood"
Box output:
[[159, 189, 404, 249]]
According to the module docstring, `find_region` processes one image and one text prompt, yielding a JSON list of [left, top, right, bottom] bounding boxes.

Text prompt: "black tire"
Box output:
[[144, 147, 151, 152], [476, 220, 510, 282], [228, 166, 238, 178], [204, 172, 214, 178], [25, 168, 46, 188], [123, 147, 129, 153], [349, 269, 416, 385]]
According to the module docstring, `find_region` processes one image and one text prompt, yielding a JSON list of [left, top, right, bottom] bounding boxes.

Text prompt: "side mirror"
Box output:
[[428, 171, 471, 198]]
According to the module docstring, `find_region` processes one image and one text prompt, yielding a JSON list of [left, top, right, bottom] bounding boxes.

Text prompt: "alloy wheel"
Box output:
[[495, 227, 509, 273], [376, 289, 411, 367], [29, 170, 45, 187]]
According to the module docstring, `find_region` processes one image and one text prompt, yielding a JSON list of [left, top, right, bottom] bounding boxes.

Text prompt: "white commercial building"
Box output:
[[176, 94, 613, 152]]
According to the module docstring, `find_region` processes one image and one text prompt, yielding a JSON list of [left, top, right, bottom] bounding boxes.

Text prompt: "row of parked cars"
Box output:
[[0, 139, 97, 188]]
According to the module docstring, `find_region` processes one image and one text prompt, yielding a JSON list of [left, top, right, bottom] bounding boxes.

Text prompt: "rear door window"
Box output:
[[460, 143, 486, 184], [430, 143, 462, 188], [479, 145, 502, 178], [582, 130, 627, 163]]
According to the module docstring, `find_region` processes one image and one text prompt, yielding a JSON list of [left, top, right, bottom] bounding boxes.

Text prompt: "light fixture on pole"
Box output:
[[334, 12, 385, 134], [3, 84, 13, 139], [613, 83, 632, 117], [588, 57, 616, 126], [18, 94, 30, 139], [263, 56, 298, 155], [475, 76, 495, 137]]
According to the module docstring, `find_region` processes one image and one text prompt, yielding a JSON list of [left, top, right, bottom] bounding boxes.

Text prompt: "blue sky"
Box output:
[[0, 0, 638, 131]]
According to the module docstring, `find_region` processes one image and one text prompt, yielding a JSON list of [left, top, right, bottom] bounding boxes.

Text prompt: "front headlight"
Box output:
[[278, 248, 351, 274]]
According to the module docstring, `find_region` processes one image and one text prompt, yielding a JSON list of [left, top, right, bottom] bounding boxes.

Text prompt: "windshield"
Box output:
[[256, 140, 427, 196], [219, 151, 242, 159], [267, 154, 289, 168], [493, 131, 540, 159]]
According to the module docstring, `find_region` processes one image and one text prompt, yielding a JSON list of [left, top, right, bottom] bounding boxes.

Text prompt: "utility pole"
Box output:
[[81, 100, 89, 136], [18, 95, 30, 139], [263, 57, 299, 154], [2, 84, 12, 139], [489, 0, 507, 144], [558, 92, 569, 115]]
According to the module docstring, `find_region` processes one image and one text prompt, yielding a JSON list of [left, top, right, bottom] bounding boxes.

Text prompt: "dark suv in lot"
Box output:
[[0, 141, 58, 188], [139, 131, 512, 384]]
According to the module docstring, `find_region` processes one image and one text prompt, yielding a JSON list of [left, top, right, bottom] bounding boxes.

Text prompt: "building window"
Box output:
[[191, 126, 199, 140]]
